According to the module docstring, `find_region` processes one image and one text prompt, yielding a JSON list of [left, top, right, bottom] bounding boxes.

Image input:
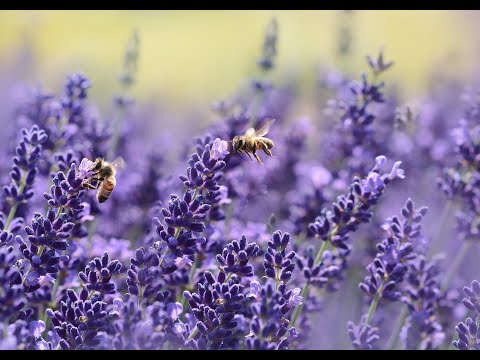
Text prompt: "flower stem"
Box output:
[[363, 281, 384, 327], [192, 187, 199, 202], [441, 240, 472, 292], [4, 174, 27, 232], [290, 240, 329, 327], [55, 206, 64, 220], [138, 285, 144, 307], [4, 144, 32, 231], [274, 267, 280, 291], [188, 326, 199, 340], [174, 227, 181, 238], [386, 306, 408, 349], [36, 245, 45, 257], [428, 201, 453, 257], [179, 258, 198, 306]]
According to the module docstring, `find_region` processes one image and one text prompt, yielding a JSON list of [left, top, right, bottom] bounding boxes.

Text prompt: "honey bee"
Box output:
[[231, 118, 275, 164], [82, 156, 125, 203]]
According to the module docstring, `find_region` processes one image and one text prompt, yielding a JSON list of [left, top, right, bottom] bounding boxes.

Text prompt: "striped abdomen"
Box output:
[[97, 176, 116, 203]]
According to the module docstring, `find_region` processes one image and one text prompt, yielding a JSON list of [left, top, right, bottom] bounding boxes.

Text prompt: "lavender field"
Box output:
[[1, 10, 480, 350]]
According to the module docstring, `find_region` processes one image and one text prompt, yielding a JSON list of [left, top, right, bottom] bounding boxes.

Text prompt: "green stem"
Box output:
[[274, 266, 280, 291], [36, 245, 45, 257], [290, 240, 329, 327], [5, 143, 34, 231], [87, 290, 95, 300], [179, 257, 199, 305], [290, 280, 310, 328], [314, 240, 330, 264], [174, 227, 181, 238], [188, 326, 199, 340], [428, 202, 453, 257], [192, 187, 199, 202], [4, 174, 27, 231], [41, 271, 64, 337], [364, 282, 384, 326], [138, 285, 144, 307], [55, 206, 64, 220], [4, 203, 19, 232], [21, 243, 45, 284], [441, 241, 473, 292], [386, 306, 408, 350], [41, 310, 50, 332]]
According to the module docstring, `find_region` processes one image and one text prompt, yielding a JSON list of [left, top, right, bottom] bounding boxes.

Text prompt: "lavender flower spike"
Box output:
[[453, 280, 480, 350]]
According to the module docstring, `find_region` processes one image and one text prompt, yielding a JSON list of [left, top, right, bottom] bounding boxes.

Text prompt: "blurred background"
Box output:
[[0, 10, 479, 121]]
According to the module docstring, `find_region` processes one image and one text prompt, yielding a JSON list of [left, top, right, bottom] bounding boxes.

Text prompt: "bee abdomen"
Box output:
[[97, 176, 116, 203], [264, 139, 274, 148], [104, 177, 116, 191], [97, 191, 112, 203], [256, 139, 274, 149]]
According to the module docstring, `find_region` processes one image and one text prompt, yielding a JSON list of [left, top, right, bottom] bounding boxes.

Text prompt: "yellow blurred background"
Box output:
[[0, 10, 478, 115]]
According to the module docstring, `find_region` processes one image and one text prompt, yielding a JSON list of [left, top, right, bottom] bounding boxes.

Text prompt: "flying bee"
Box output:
[[82, 156, 125, 203], [231, 118, 275, 164]]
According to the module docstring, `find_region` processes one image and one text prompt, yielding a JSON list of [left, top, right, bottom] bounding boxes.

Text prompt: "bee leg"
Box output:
[[244, 151, 253, 162], [82, 177, 102, 190], [82, 181, 98, 190], [262, 144, 273, 157], [253, 149, 263, 165]]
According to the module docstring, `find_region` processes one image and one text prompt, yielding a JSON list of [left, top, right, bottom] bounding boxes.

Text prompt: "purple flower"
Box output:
[[347, 316, 380, 350], [77, 158, 95, 180], [366, 47, 394, 76], [29, 320, 46, 338], [109, 298, 124, 317], [47, 288, 109, 350], [287, 288, 303, 307], [77, 251, 122, 295], [174, 255, 193, 270], [247, 280, 262, 301], [257, 17, 278, 71], [216, 234, 259, 277], [210, 138, 229, 160], [167, 302, 183, 320], [184, 271, 244, 349], [387, 161, 405, 180], [351, 199, 427, 348], [453, 280, 480, 350]]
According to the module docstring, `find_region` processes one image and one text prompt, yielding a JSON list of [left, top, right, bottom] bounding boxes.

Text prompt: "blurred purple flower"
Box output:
[[210, 138, 229, 160], [77, 158, 95, 180]]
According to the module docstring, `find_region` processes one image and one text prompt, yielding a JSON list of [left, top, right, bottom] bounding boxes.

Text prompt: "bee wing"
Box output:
[[254, 118, 276, 137], [245, 128, 256, 137], [110, 156, 126, 170]]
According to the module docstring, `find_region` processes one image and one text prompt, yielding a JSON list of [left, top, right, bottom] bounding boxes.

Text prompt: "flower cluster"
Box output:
[[348, 198, 427, 349], [3, 14, 480, 352], [78, 252, 122, 295], [46, 289, 108, 350], [400, 255, 445, 350], [245, 231, 302, 350], [216, 234, 259, 277], [308, 156, 405, 252], [453, 280, 480, 350], [184, 271, 245, 349], [0, 125, 47, 246]]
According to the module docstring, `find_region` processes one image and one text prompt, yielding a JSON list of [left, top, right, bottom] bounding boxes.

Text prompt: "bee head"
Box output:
[[232, 136, 244, 153], [92, 158, 104, 172]]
